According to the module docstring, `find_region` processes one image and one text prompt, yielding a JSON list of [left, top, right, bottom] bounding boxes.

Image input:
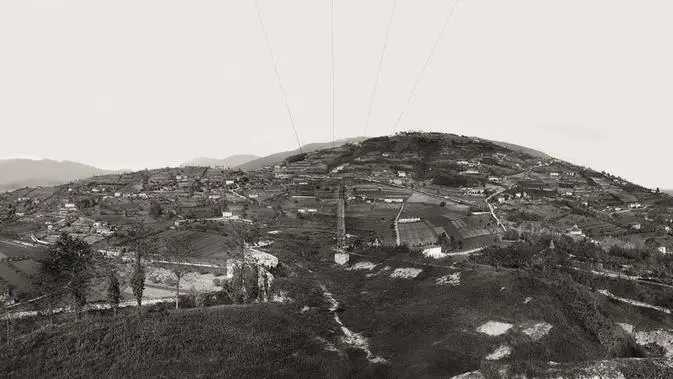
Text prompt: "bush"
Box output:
[[431, 173, 478, 188], [479, 242, 536, 268]]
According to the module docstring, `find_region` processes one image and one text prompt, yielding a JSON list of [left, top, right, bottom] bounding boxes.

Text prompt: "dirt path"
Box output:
[[319, 284, 387, 364], [484, 189, 507, 232], [394, 201, 406, 246], [571, 266, 673, 290], [597, 289, 672, 315]]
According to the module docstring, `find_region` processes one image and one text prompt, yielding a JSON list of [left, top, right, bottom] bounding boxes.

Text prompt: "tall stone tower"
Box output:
[[336, 184, 346, 250]]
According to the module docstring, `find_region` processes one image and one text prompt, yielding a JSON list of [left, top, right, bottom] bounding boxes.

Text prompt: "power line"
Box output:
[[331, 0, 335, 147], [253, 0, 303, 152], [392, 0, 460, 134], [363, 0, 398, 137]]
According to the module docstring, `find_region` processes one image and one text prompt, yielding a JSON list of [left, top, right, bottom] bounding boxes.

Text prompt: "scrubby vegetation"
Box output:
[[0, 305, 357, 378]]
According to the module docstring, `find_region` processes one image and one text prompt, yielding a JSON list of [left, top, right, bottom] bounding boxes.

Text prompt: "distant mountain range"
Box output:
[[181, 155, 260, 168], [181, 137, 368, 171], [0, 159, 116, 193]]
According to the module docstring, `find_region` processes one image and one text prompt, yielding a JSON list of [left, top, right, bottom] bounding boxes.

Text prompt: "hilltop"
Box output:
[[2, 132, 673, 378]]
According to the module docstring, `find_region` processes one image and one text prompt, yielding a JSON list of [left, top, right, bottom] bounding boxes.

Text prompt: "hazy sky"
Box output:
[[1, 1, 671, 188]]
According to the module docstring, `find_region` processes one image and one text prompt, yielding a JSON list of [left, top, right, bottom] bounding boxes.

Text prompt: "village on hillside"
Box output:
[[3, 133, 673, 378]]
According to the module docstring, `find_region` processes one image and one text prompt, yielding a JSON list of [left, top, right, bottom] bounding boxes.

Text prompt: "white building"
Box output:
[[422, 246, 446, 259], [567, 225, 584, 237], [398, 218, 421, 223], [658, 247, 668, 255], [334, 252, 350, 265]]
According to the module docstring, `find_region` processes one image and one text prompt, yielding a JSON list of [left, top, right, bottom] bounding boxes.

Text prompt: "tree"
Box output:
[[1, 284, 13, 345], [127, 222, 154, 315], [440, 201, 447, 207], [42, 233, 95, 322], [130, 254, 145, 315], [107, 269, 121, 317], [149, 201, 163, 218], [165, 236, 195, 309]]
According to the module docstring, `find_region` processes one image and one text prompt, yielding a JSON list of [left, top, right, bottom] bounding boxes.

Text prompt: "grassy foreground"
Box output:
[[0, 304, 375, 379]]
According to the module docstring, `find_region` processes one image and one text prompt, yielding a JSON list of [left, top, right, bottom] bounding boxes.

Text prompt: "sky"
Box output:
[[0, 0, 672, 188]]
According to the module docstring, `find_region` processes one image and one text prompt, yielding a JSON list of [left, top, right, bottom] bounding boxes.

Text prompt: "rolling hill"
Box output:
[[181, 154, 259, 168], [0, 159, 115, 193]]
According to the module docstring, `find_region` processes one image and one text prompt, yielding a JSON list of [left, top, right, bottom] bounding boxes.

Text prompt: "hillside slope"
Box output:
[[181, 154, 259, 168], [0, 159, 113, 193], [489, 139, 551, 159], [235, 137, 367, 171]]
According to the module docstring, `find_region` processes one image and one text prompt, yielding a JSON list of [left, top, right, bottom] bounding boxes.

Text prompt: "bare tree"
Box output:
[[165, 236, 195, 309], [1, 284, 13, 345], [131, 254, 145, 315], [107, 269, 121, 318]]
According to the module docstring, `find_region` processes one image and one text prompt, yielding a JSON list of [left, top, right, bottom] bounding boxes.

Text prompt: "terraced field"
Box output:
[[351, 183, 412, 200], [401, 203, 469, 221], [0, 240, 45, 260], [447, 219, 491, 240], [345, 203, 401, 245], [398, 221, 437, 247], [573, 218, 628, 237], [0, 262, 35, 297], [11, 259, 41, 277], [153, 230, 239, 259]]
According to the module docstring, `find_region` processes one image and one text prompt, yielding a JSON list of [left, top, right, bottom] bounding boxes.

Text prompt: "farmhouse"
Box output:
[[566, 225, 585, 237]]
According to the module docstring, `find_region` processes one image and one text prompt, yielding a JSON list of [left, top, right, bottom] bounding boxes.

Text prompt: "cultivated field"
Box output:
[[152, 230, 239, 259], [398, 221, 437, 247], [0, 262, 34, 296]]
